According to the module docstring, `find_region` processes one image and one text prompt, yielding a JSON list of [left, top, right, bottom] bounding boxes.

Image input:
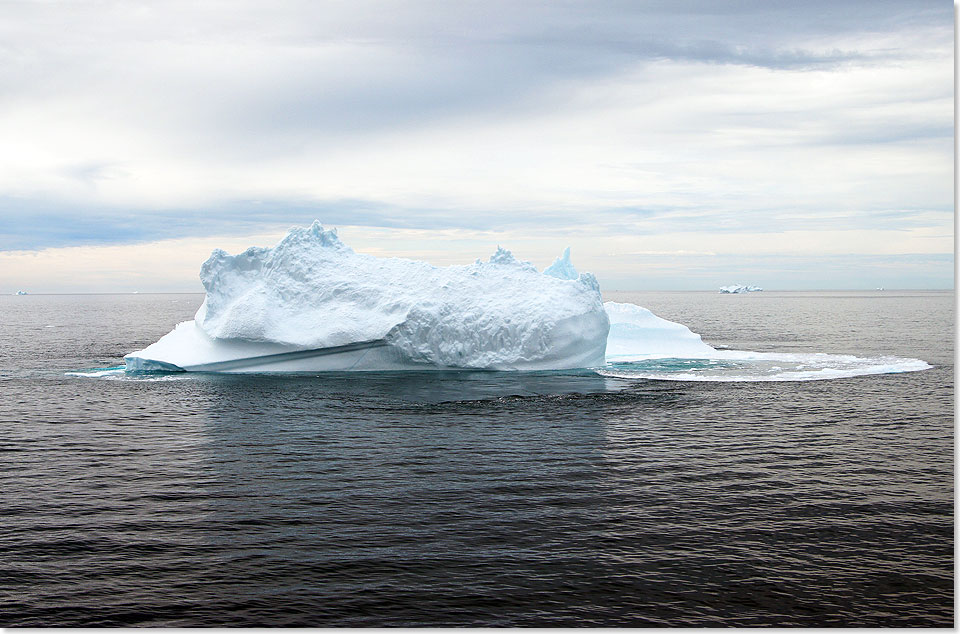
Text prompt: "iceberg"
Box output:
[[719, 284, 762, 294], [125, 221, 609, 372], [121, 221, 931, 381]]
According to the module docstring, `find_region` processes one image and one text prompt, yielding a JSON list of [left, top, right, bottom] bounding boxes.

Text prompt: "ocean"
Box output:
[[0, 290, 953, 626]]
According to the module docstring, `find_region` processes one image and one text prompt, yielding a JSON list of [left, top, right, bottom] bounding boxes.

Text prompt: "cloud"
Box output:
[[0, 1, 952, 289]]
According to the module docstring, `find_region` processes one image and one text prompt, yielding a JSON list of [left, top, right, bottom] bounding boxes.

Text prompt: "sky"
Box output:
[[0, 0, 954, 292]]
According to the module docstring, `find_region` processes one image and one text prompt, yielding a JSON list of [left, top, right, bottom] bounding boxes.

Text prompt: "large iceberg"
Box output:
[[123, 221, 931, 380], [126, 221, 609, 372]]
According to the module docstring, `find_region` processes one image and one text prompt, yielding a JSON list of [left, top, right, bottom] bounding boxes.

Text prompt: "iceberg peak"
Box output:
[[543, 247, 579, 280], [295, 220, 350, 251], [489, 245, 515, 264], [487, 245, 537, 272]]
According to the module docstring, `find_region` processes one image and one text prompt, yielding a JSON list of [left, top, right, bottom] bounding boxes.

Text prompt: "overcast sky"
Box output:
[[0, 0, 953, 291]]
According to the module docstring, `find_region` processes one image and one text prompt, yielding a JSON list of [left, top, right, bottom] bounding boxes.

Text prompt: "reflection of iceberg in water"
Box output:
[[121, 221, 931, 382]]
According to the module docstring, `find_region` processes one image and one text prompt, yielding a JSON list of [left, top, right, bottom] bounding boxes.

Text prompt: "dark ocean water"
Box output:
[[0, 290, 953, 627]]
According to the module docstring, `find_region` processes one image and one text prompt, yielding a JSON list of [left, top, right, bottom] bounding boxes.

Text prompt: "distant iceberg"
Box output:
[[14, 290, 27, 296], [126, 221, 609, 372], [719, 284, 762, 294]]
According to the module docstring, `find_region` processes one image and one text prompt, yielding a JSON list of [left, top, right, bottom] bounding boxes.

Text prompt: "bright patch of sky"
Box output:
[[0, 0, 953, 291]]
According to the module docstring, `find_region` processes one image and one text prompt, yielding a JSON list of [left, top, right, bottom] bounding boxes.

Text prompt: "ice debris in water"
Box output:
[[126, 221, 608, 372]]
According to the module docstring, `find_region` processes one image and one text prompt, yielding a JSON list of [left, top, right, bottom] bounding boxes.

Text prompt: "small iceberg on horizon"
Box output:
[[719, 284, 762, 294], [14, 290, 28, 296]]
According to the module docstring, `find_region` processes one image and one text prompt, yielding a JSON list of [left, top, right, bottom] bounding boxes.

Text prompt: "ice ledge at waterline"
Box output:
[[125, 221, 614, 372], [124, 298, 714, 373]]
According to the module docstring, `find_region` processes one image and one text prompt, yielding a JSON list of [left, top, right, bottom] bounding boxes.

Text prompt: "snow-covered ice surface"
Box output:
[[121, 221, 931, 381], [125, 221, 608, 372], [604, 301, 716, 359]]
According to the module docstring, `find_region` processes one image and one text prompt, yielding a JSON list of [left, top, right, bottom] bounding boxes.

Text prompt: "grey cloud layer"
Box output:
[[0, 0, 952, 251]]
